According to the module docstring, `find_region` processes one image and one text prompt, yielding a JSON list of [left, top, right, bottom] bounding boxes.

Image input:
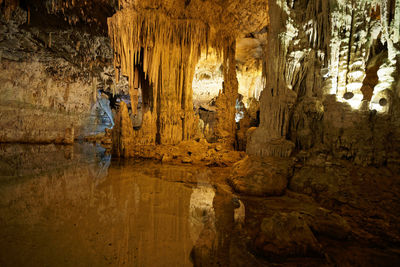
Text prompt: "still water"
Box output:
[[0, 144, 241, 267]]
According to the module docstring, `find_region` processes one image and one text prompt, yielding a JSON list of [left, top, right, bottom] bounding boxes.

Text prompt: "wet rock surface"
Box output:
[[228, 155, 293, 196], [234, 158, 400, 266], [290, 160, 400, 246], [0, 144, 400, 266], [1, 1, 400, 266], [255, 211, 322, 258], [128, 139, 246, 167]]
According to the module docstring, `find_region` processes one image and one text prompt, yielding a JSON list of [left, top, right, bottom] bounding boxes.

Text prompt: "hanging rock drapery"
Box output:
[[108, 8, 230, 145]]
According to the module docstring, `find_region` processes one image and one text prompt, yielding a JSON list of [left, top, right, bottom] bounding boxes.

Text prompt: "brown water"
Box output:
[[0, 144, 239, 267]]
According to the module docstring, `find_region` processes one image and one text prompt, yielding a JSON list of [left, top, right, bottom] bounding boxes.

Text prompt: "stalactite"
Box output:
[[92, 77, 97, 103], [108, 8, 228, 145], [214, 38, 239, 147], [325, 0, 400, 111], [2, 0, 19, 20], [248, 0, 399, 160], [27, 6, 30, 24]]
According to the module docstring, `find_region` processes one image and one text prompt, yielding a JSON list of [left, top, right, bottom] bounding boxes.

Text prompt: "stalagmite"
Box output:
[[3, 2, 400, 266], [107, 7, 230, 146], [214, 39, 239, 147], [112, 101, 135, 157], [248, 0, 400, 163]]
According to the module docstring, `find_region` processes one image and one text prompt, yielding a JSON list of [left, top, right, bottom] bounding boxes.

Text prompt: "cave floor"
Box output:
[[0, 144, 399, 266]]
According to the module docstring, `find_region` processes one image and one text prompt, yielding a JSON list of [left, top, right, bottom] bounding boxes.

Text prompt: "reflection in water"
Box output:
[[189, 171, 216, 244], [0, 144, 238, 267], [233, 197, 245, 226], [90, 152, 112, 180]]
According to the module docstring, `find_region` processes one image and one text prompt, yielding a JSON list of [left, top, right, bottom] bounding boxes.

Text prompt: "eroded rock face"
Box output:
[[248, 0, 400, 165], [290, 159, 400, 244], [107, 1, 269, 149], [0, 7, 114, 144], [255, 211, 322, 258], [228, 155, 294, 196], [192, 47, 263, 108], [120, 0, 268, 36]]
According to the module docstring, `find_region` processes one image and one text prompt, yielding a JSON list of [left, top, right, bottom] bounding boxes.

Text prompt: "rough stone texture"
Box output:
[[111, 101, 135, 158], [192, 46, 263, 108], [290, 159, 400, 245], [1, 0, 117, 33], [108, 1, 268, 151], [122, 139, 246, 167], [248, 0, 400, 165], [214, 40, 239, 146], [242, 193, 364, 264], [0, 60, 89, 143], [228, 155, 293, 196], [120, 0, 268, 37], [2, 1, 400, 266], [0, 7, 114, 144], [255, 211, 322, 258], [108, 8, 206, 146]]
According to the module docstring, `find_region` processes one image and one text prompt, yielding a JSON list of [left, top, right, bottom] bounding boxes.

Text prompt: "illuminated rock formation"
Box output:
[[2, 0, 399, 166], [248, 0, 400, 164], [108, 8, 209, 145], [0, 7, 113, 143], [214, 40, 239, 146], [107, 1, 268, 151]]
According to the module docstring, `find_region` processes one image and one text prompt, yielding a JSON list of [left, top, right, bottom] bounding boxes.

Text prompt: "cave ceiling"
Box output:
[[2, 0, 268, 37], [2, 0, 269, 77], [120, 0, 269, 37]]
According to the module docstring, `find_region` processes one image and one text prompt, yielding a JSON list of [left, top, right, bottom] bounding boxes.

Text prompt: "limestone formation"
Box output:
[[255, 212, 322, 258], [1, 1, 400, 266], [228, 155, 293, 196], [0, 8, 112, 144], [214, 40, 239, 146], [106, 1, 269, 152], [112, 101, 135, 157], [248, 0, 400, 165]]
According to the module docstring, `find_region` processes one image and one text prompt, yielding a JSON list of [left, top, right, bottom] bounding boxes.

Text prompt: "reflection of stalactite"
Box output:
[[189, 179, 216, 244]]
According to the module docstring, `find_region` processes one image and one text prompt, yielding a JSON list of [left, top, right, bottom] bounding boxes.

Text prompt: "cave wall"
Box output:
[[248, 0, 400, 165], [0, 6, 114, 144]]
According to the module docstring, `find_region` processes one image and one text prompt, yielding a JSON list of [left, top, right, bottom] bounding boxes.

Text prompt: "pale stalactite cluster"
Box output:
[[106, 0, 271, 153], [108, 8, 213, 145], [192, 50, 225, 107], [118, 0, 269, 36], [107, 2, 255, 147], [192, 54, 263, 108], [248, 0, 400, 163], [326, 0, 400, 112]]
